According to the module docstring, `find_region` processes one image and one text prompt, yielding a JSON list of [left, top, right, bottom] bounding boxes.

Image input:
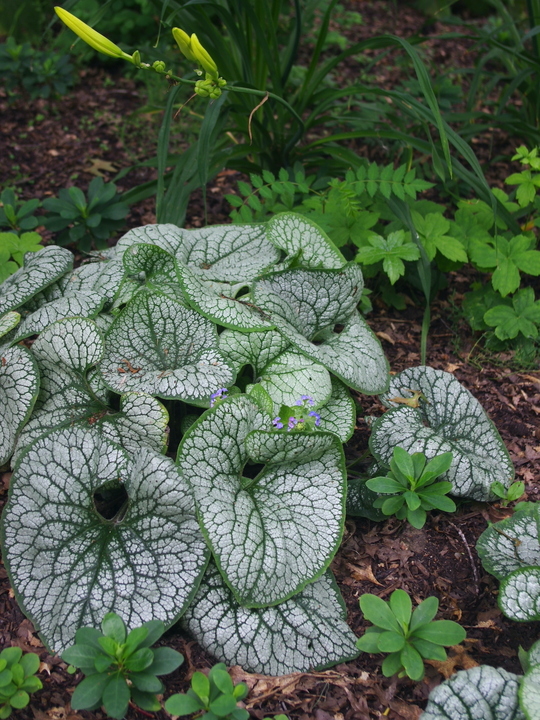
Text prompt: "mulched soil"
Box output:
[[1, 1, 540, 718]]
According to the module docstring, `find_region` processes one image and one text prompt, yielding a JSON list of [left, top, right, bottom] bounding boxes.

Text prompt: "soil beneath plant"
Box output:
[[1, 1, 540, 719]]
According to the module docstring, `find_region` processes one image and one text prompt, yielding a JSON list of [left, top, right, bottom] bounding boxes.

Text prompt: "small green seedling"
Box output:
[[366, 447, 455, 528], [0, 647, 42, 718], [165, 662, 249, 720], [62, 612, 183, 719], [490, 480, 525, 507], [357, 589, 466, 681]]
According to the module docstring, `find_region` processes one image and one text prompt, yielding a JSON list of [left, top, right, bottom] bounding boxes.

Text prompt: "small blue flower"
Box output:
[[301, 394, 315, 405], [210, 388, 228, 406], [308, 410, 321, 427], [288, 417, 298, 431], [273, 417, 284, 429]]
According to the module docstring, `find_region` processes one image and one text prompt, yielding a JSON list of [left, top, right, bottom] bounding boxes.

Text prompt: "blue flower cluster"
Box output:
[[272, 395, 321, 431]]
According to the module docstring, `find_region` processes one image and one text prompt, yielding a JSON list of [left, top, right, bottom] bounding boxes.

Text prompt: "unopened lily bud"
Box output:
[[152, 60, 167, 73], [194, 80, 210, 97], [190, 33, 218, 80], [55, 7, 133, 63], [172, 27, 197, 62], [131, 50, 141, 67]]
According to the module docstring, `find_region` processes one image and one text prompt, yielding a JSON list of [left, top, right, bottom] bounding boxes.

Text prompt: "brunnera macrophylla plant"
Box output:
[[0, 213, 514, 676]]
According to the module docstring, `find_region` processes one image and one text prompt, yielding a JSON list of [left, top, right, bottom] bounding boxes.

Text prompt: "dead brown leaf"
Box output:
[[389, 699, 423, 719], [346, 561, 382, 585], [85, 158, 118, 177], [426, 644, 479, 678]]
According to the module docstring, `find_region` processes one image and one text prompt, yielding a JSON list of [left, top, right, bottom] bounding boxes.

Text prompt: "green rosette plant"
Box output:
[[366, 446, 455, 529], [0, 648, 42, 718], [63, 612, 183, 718], [356, 589, 466, 681], [165, 663, 248, 720]]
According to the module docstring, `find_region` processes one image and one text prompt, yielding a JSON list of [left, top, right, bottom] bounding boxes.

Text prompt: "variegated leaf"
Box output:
[[99, 291, 235, 401], [14, 318, 168, 461], [370, 366, 514, 500], [318, 377, 356, 442], [499, 568, 540, 622], [257, 350, 332, 413], [521, 665, 540, 720], [252, 267, 388, 393], [266, 213, 345, 269], [56, 257, 125, 307], [476, 503, 540, 580], [175, 223, 279, 282], [121, 243, 186, 304], [422, 666, 525, 720], [183, 565, 359, 675], [528, 638, 540, 668], [0, 311, 20, 339], [115, 223, 184, 256], [178, 395, 346, 607], [2, 431, 209, 653], [0, 345, 40, 465], [0, 246, 73, 314], [178, 264, 274, 331], [13, 291, 104, 341], [219, 329, 290, 376]]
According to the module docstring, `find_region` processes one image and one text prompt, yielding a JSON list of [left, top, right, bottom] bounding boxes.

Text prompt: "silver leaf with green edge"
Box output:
[[99, 291, 235, 401], [121, 243, 186, 304], [115, 223, 185, 257], [0, 345, 40, 466], [174, 223, 279, 283], [219, 329, 290, 376], [13, 292, 105, 342], [245, 428, 338, 466], [266, 213, 346, 269], [476, 503, 540, 580], [51, 257, 126, 308], [370, 366, 513, 501], [0, 245, 73, 314], [317, 377, 356, 443], [183, 564, 359, 676], [422, 665, 525, 720], [2, 429, 209, 653], [0, 312, 20, 339], [252, 267, 388, 394], [178, 264, 274, 331], [178, 395, 346, 607], [257, 350, 332, 413], [520, 665, 540, 720], [498, 568, 540, 622], [527, 638, 540, 668], [13, 318, 169, 461]]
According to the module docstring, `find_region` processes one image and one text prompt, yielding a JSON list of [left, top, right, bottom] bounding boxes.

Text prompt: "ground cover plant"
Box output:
[[3, 1, 534, 720]]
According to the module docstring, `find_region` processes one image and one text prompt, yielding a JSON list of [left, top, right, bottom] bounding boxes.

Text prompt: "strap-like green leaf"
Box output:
[[422, 665, 525, 720], [0, 246, 73, 314], [266, 213, 345, 269], [178, 395, 346, 607], [0, 345, 40, 465], [3, 430, 209, 653], [183, 565, 359, 675], [370, 366, 513, 500], [99, 291, 235, 401]]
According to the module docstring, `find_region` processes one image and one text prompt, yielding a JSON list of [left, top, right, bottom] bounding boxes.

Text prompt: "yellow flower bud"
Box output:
[[190, 33, 218, 80], [172, 27, 197, 62], [55, 7, 134, 62]]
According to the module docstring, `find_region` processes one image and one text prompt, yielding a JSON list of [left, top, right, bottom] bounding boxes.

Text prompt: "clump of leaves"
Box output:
[[366, 446, 455, 528], [0, 232, 43, 282], [42, 177, 129, 252], [0, 188, 40, 233], [357, 589, 466, 681], [165, 663, 248, 720], [483, 287, 540, 340], [490, 480, 525, 507], [0, 648, 42, 718], [62, 612, 183, 719]]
